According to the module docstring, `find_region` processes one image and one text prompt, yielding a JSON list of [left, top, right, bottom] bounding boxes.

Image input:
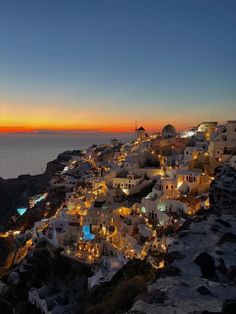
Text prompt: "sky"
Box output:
[[0, 0, 235, 133]]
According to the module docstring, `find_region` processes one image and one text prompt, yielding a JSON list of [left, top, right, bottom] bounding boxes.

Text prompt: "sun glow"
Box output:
[[0, 101, 192, 133]]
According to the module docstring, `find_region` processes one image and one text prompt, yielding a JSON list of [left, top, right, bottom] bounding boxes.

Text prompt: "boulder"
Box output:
[[196, 286, 212, 296], [194, 252, 216, 278], [138, 289, 167, 304], [217, 233, 236, 246]]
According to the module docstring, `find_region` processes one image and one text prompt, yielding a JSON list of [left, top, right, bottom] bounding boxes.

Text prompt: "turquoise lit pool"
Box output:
[[17, 207, 27, 216], [82, 225, 95, 241]]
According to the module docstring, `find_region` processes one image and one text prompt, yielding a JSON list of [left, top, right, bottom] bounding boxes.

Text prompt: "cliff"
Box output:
[[0, 151, 73, 231], [128, 165, 236, 314]]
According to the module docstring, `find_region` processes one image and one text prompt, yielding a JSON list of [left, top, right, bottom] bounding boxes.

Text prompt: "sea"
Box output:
[[0, 132, 133, 179]]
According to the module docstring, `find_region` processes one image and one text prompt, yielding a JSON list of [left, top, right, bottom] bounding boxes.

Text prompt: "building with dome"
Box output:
[[162, 124, 177, 139]]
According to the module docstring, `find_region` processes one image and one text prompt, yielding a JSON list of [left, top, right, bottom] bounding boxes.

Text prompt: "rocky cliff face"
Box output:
[[129, 214, 236, 314], [0, 152, 69, 231], [209, 164, 236, 214], [128, 166, 236, 314]]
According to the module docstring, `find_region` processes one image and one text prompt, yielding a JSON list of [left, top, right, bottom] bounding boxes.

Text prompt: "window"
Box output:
[[166, 185, 168, 189]]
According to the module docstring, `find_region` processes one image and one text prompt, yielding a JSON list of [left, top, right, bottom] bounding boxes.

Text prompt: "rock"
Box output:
[[216, 258, 227, 274], [178, 231, 189, 238], [168, 251, 185, 260], [215, 251, 224, 255], [155, 266, 181, 278], [194, 252, 216, 279], [217, 233, 236, 246], [196, 286, 212, 295], [209, 165, 236, 214], [0, 153, 65, 230], [138, 289, 167, 304], [7, 272, 20, 286], [215, 219, 231, 228], [0, 297, 13, 314], [211, 225, 221, 232], [227, 266, 236, 283], [222, 299, 236, 314], [128, 311, 146, 314]]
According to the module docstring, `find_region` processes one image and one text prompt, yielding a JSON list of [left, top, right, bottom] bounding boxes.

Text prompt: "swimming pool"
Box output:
[[82, 225, 95, 241]]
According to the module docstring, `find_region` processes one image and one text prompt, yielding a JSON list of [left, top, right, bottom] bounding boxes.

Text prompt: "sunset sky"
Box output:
[[0, 0, 235, 133]]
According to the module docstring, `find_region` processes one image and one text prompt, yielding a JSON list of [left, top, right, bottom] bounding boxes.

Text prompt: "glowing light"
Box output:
[[141, 206, 146, 213], [158, 261, 165, 269], [122, 188, 129, 195], [0, 232, 9, 238]]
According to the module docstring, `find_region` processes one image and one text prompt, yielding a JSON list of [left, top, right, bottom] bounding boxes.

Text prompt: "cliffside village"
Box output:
[[1, 120, 236, 314]]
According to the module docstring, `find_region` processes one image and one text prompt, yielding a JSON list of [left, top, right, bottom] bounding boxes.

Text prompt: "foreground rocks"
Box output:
[[128, 166, 236, 314], [210, 164, 236, 214], [128, 214, 236, 314]]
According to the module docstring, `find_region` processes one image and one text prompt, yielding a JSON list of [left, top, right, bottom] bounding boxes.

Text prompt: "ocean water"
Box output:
[[0, 133, 133, 179]]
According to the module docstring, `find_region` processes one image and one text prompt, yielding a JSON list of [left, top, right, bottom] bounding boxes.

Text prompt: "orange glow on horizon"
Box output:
[[0, 123, 189, 134], [0, 101, 194, 133]]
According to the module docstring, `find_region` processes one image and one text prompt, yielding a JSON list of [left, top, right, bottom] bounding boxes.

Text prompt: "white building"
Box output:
[[113, 173, 144, 190], [28, 285, 70, 314], [50, 175, 79, 192], [141, 195, 187, 225], [156, 199, 187, 216], [183, 146, 204, 163], [155, 176, 179, 198], [208, 121, 236, 160], [197, 121, 217, 139], [123, 154, 146, 170], [49, 217, 69, 233]]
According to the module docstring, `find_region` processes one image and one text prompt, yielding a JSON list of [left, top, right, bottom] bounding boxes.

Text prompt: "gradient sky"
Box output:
[[0, 0, 235, 132]]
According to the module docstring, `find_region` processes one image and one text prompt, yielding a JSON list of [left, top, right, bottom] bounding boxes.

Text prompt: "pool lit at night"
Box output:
[[82, 225, 95, 241], [17, 207, 27, 216]]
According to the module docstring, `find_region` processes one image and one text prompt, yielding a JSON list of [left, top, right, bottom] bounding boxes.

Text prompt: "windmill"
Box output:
[[130, 121, 138, 137]]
